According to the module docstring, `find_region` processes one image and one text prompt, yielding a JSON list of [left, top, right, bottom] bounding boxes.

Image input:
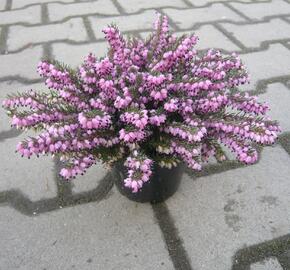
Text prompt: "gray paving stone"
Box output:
[[116, 0, 187, 13], [0, 133, 57, 201], [259, 83, 290, 133], [71, 161, 109, 194], [140, 24, 240, 52], [0, 5, 41, 25], [7, 18, 88, 51], [0, 82, 44, 132], [0, 82, 57, 202], [179, 24, 240, 52], [0, 190, 173, 270], [0, 46, 42, 79], [89, 10, 157, 39], [163, 4, 245, 30], [250, 258, 283, 270], [166, 146, 290, 270], [187, 0, 267, 6], [230, 0, 290, 20], [52, 42, 107, 67], [241, 44, 290, 90], [195, 25, 240, 52], [222, 19, 290, 48], [12, 0, 74, 9], [48, 0, 119, 22], [0, 1, 6, 10]]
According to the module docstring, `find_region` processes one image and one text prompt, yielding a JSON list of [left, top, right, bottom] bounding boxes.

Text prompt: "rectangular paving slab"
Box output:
[[0, 189, 174, 270], [166, 146, 290, 270]]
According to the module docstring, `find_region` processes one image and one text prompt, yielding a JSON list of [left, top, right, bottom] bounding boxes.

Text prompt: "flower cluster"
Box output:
[[3, 14, 280, 192], [124, 151, 153, 192]]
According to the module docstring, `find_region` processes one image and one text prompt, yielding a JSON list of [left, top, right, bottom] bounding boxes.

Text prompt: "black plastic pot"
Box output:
[[113, 162, 184, 203]]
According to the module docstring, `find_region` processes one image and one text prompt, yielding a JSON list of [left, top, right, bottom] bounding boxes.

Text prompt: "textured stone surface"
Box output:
[[48, 0, 119, 22], [259, 83, 290, 132], [187, 0, 268, 5], [0, 46, 42, 79], [241, 44, 290, 89], [0, 133, 57, 201], [180, 24, 240, 52], [140, 24, 240, 52], [230, 0, 290, 20], [0, 1, 6, 10], [194, 25, 240, 52], [12, 0, 74, 9], [167, 146, 290, 270], [0, 192, 173, 270], [163, 4, 245, 29], [222, 19, 290, 48], [250, 258, 283, 270], [71, 162, 109, 194], [8, 18, 88, 51], [0, 5, 41, 25], [89, 10, 157, 39], [117, 0, 187, 13], [52, 42, 107, 67]]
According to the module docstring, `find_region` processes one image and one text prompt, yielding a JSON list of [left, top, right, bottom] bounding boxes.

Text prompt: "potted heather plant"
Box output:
[[2, 15, 280, 203]]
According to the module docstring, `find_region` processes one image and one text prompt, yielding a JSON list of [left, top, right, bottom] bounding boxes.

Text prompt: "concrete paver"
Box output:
[[48, 0, 119, 22], [230, 0, 290, 20], [0, 47, 43, 79], [8, 18, 88, 51], [167, 146, 290, 270], [116, 0, 187, 13], [250, 258, 283, 270], [0, 192, 174, 270], [222, 18, 290, 48], [0, 5, 41, 25], [163, 4, 245, 29]]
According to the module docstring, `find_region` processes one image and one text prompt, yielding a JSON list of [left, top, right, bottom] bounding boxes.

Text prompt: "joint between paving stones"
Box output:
[[41, 4, 50, 24], [110, 0, 126, 15], [155, 9, 180, 31], [214, 23, 247, 50], [0, 170, 114, 216], [0, 129, 22, 142], [1, 5, 286, 35], [42, 43, 53, 60], [278, 132, 290, 157], [83, 17, 97, 42], [232, 234, 290, 270], [241, 39, 290, 53], [180, 0, 194, 8], [0, 76, 42, 85], [0, 0, 114, 12], [0, 26, 9, 54], [281, 42, 290, 51], [5, 17, 290, 54], [224, 2, 253, 22], [152, 202, 193, 270], [54, 158, 73, 201], [182, 0, 272, 9], [252, 75, 290, 95], [277, 252, 290, 270], [5, 0, 12, 10]]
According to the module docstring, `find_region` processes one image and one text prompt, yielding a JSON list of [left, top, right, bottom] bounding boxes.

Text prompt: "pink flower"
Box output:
[[2, 14, 280, 192]]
